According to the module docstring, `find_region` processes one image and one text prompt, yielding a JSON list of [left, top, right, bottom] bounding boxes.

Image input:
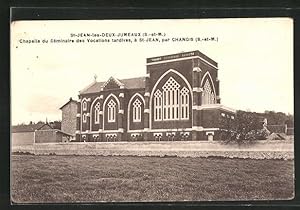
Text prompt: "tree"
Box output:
[[262, 110, 293, 125], [219, 113, 236, 141], [219, 110, 269, 143]]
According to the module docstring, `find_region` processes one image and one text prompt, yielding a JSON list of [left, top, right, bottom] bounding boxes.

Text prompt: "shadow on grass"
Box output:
[[12, 151, 34, 155]]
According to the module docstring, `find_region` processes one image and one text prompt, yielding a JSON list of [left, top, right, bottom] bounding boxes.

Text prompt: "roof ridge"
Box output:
[[79, 80, 97, 94], [102, 76, 124, 89], [59, 98, 78, 110], [80, 76, 146, 94], [88, 76, 146, 84], [36, 123, 53, 130], [120, 76, 146, 81]]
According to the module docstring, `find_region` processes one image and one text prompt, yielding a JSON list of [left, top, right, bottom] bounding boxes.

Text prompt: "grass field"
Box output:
[[11, 155, 294, 203]]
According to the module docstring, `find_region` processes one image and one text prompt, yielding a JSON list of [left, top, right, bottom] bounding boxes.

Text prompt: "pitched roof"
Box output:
[[59, 97, 78, 110], [56, 130, 74, 136], [120, 77, 146, 89], [80, 81, 105, 94], [36, 123, 54, 130], [12, 122, 62, 133], [35, 128, 73, 137], [80, 77, 145, 94], [102, 77, 124, 89], [12, 122, 45, 133]]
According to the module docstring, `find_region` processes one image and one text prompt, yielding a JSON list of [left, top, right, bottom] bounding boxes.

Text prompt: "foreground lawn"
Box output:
[[11, 155, 294, 203]]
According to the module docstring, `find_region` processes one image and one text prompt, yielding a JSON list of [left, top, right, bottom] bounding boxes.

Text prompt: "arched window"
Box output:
[[94, 102, 101, 124], [82, 101, 87, 111], [153, 76, 190, 121], [154, 89, 162, 121], [133, 99, 142, 122], [162, 77, 180, 120], [107, 99, 116, 122], [180, 87, 189, 119], [202, 79, 215, 104]]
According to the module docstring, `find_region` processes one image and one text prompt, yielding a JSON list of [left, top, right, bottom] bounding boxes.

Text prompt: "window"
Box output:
[[202, 79, 215, 104], [107, 99, 116, 122], [180, 87, 189, 119], [210, 93, 215, 104], [82, 113, 87, 123], [133, 99, 142, 122], [154, 77, 190, 121], [162, 77, 180, 120], [82, 101, 87, 111], [154, 89, 162, 121], [94, 102, 101, 124]]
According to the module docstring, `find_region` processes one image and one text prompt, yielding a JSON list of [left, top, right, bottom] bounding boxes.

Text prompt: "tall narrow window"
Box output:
[[202, 79, 215, 104], [107, 99, 116, 122], [162, 77, 180, 120], [154, 89, 162, 121], [133, 99, 142, 122], [82, 101, 87, 111], [210, 94, 215, 104], [180, 87, 189, 119], [94, 102, 101, 124], [82, 113, 87, 123]]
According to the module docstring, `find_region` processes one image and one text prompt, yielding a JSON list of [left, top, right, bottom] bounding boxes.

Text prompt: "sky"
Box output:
[[11, 18, 293, 125]]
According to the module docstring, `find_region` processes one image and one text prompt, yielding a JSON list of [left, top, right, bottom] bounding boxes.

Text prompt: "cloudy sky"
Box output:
[[11, 18, 293, 125]]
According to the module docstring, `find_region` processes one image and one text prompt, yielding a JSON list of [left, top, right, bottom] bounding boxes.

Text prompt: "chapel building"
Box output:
[[75, 50, 236, 142]]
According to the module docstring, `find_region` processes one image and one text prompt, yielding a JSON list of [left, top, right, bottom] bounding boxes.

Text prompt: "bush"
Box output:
[[245, 129, 268, 140], [220, 110, 272, 143]]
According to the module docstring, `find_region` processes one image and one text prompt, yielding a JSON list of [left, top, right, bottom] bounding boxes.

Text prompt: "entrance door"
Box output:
[[208, 134, 214, 141]]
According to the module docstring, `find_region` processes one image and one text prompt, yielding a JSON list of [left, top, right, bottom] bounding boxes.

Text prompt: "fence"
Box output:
[[12, 140, 294, 160]]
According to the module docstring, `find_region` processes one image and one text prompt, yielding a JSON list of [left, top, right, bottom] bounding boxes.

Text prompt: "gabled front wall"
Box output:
[[149, 68, 192, 129], [147, 59, 193, 90]]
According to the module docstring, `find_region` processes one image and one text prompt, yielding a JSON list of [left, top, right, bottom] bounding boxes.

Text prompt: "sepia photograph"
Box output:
[[10, 18, 294, 203]]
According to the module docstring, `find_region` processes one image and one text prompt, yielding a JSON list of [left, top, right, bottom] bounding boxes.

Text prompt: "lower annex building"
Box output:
[[74, 50, 236, 142]]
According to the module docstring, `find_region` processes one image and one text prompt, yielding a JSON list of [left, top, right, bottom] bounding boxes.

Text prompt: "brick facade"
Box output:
[[73, 50, 236, 141], [60, 98, 77, 137]]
